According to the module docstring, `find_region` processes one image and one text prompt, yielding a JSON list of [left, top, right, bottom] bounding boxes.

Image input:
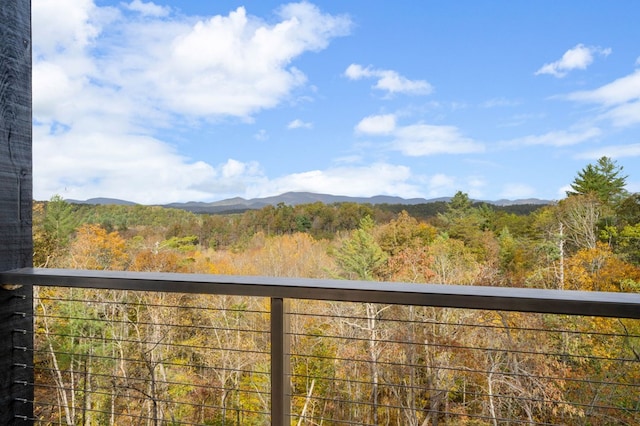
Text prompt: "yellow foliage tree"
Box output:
[[67, 224, 128, 270], [565, 242, 640, 292]]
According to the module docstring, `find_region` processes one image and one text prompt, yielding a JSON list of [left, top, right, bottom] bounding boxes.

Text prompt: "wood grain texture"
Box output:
[[0, 0, 33, 423]]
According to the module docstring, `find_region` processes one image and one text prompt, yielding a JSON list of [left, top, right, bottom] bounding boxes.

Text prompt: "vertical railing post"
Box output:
[[271, 297, 291, 425], [0, 0, 33, 424]]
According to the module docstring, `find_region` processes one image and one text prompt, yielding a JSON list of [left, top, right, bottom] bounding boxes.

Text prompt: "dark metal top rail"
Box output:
[[3, 268, 639, 319]]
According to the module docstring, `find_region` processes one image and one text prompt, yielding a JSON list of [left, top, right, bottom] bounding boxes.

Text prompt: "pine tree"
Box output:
[[567, 156, 628, 206], [334, 215, 387, 281]]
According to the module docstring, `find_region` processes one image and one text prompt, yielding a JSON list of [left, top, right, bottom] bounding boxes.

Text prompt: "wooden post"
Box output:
[[0, 0, 33, 424]]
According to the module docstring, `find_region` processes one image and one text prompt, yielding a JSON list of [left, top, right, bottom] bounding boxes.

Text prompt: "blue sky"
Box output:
[[32, 0, 640, 204]]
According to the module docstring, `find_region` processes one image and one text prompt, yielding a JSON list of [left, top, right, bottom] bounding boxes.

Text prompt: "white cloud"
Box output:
[[34, 1, 352, 121], [506, 127, 601, 147], [567, 70, 640, 105], [254, 129, 269, 141], [125, 0, 170, 17], [557, 185, 572, 199], [34, 116, 268, 203], [141, 4, 351, 117], [392, 124, 484, 156], [422, 174, 487, 199], [576, 143, 640, 159], [500, 183, 536, 199], [34, 124, 221, 203], [602, 101, 640, 127], [31, 1, 352, 202], [345, 64, 432, 96], [287, 119, 313, 129], [32, 0, 102, 56], [535, 44, 611, 78], [355, 114, 396, 135], [246, 163, 422, 199], [427, 174, 456, 196], [481, 97, 520, 108], [565, 70, 640, 127], [354, 114, 484, 156]]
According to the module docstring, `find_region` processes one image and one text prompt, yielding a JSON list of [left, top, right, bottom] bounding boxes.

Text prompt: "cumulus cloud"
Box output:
[[33, 118, 268, 203], [33, 1, 352, 121], [287, 119, 313, 129], [355, 114, 396, 135], [345, 64, 432, 96], [392, 124, 484, 156], [535, 44, 611, 78], [135, 4, 351, 117], [32, 0, 103, 56], [355, 114, 483, 156], [31, 1, 351, 202], [246, 163, 423, 199]]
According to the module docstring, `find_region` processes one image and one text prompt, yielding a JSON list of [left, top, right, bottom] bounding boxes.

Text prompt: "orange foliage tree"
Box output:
[[67, 224, 129, 270], [565, 242, 640, 292]]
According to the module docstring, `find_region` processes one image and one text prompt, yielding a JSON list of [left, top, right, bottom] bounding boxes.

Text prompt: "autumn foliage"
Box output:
[[31, 183, 640, 424]]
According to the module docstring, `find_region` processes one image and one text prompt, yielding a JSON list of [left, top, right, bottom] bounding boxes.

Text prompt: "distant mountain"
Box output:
[[227, 191, 439, 206], [67, 197, 138, 206], [490, 198, 552, 206], [66, 191, 551, 213]]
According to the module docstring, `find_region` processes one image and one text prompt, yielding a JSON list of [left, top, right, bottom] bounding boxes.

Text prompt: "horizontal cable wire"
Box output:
[[289, 407, 567, 426], [29, 370, 269, 399], [30, 382, 268, 416], [37, 294, 269, 316], [28, 400, 270, 425], [289, 351, 640, 389], [287, 379, 638, 415], [30, 290, 274, 424], [25, 285, 639, 425], [288, 330, 637, 364], [30, 348, 269, 379], [32, 331, 270, 357], [291, 310, 640, 339], [35, 313, 270, 335], [32, 364, 270, 385]]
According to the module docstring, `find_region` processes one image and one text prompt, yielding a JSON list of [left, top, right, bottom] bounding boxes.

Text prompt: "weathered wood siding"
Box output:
[[1, 0, 33, 423]]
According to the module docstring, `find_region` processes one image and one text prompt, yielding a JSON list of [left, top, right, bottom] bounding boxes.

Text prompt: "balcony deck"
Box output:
[[2, 268, 639, 425]]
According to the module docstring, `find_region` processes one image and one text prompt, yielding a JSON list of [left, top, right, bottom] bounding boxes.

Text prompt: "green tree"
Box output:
[[334, 215, 387, 281], [43, 195, 78, 249], [567, 156, 628, 206], [446, 191, 473, 218]]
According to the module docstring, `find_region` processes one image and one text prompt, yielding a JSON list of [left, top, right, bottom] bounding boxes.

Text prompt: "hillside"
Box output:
[[67, 191, 551, 214]]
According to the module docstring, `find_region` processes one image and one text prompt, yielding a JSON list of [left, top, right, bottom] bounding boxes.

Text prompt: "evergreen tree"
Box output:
[[334, 215, 387, 280], [43, 195, 79, 250], [567, 156, 628, 206], [447, 191, 473, 217]]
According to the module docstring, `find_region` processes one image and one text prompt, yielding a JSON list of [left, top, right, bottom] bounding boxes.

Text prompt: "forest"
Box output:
[[31, 157, 640, 425]]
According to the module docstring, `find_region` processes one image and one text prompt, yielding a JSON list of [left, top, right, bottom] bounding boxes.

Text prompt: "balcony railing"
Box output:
[[2, 267, 639, 425]]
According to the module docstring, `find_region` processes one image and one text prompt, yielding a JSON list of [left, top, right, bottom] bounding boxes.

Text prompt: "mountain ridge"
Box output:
[[66, 191, 552, 213]]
